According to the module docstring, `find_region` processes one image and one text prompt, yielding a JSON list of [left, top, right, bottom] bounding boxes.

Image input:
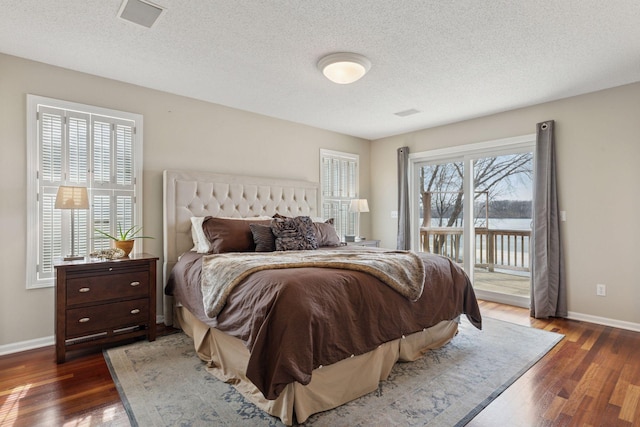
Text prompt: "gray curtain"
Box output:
[[531, 120, 567, 318], [397, 146, 411, 250]]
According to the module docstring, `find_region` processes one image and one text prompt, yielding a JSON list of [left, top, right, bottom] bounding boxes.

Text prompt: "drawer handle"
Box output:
[[79, 287, 90, 293], [130, 281, 141, 287], [130, 309, 140, 314], [79, 317, 90, 323]]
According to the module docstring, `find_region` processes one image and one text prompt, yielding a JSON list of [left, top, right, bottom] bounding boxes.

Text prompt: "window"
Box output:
[[26, 95, 143, 288], [320, 149, 359, 240]]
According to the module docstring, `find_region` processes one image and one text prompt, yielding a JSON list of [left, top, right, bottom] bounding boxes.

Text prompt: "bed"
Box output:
[[162, 169, 482, 425]]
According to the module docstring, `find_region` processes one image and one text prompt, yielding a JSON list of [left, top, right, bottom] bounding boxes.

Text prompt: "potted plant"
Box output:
[[95, 224, 153, 256]]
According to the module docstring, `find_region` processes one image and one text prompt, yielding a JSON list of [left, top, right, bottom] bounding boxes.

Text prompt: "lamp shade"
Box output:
[[317, 52, 371, 84], [349, 199, 369, 213], [55, 186, 89, 209]]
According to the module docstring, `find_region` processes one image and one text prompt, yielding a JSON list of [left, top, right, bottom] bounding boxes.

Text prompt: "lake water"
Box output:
[[429, 218, 532, 230]]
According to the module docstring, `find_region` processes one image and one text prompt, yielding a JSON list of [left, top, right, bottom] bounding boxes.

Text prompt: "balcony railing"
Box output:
[[420, 227, 531, 272]]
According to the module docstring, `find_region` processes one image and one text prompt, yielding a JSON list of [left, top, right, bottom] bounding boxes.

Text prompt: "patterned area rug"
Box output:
[[104, 317, 562, 426]]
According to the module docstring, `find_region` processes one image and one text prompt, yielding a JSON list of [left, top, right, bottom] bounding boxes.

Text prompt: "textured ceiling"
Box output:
[[1, 1, 640, 140]]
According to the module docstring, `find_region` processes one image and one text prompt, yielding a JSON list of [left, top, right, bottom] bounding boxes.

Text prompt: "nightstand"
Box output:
[[54, 253, 158, 363], [346, 239, 380, 248]]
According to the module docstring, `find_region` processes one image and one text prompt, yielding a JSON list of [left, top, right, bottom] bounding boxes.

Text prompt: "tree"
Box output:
[[420, 153, 533, 253]]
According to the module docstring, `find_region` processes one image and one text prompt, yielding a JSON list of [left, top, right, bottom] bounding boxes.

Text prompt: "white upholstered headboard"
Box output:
[[162, 170, 320, 320]]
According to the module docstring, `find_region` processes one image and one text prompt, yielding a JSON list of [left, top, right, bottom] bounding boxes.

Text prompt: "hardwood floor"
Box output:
[[470, 301, 640, 427], [1, 302, 639, 426]]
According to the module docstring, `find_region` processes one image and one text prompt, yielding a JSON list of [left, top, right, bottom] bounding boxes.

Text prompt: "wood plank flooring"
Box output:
[[470, 301, 640, 427], [1, 302, 639, 426]]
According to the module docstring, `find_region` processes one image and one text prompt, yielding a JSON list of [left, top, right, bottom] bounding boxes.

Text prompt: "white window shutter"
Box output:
[[39, 107, 64, 184], [67, 113, 90, 185], [39, 188, 62, 279], [115, 124, 134, 186], [319, 150, 359, 241], [93, 120, 112, 185], [116, 192, 135, 234], [27, 95, 143, 288], [92, 192, 112, 251], [90, 117, 136, 248]]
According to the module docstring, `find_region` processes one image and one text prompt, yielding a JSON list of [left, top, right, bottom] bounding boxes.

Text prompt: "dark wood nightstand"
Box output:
[[346, 239, 381, 248], [54, 253, 158, 363]]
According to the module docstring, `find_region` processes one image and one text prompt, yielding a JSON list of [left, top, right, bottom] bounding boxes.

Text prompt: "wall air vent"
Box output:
[[394, 109, 421, 117], [118, 0, 164, 28]]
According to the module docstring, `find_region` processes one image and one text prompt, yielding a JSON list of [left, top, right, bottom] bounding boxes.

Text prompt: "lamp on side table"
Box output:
[[55, 185, 89, 261], [349, 198, 369, 242]]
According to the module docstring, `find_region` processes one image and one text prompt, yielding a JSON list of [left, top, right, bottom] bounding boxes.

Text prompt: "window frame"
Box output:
[[26, 95, 144, 289], [319, 149, 360, 240]]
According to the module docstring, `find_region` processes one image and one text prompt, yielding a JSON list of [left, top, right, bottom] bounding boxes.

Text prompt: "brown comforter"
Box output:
[[166, 247, 482, 400]]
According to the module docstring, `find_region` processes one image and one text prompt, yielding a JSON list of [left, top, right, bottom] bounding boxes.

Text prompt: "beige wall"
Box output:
[[0, 53, 370, 348], [370, 82, 640, 326], [2, 50, 638, 349]]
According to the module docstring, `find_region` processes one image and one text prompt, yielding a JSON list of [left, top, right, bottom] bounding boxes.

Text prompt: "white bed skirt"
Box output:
[[176, 307, 459, 425]]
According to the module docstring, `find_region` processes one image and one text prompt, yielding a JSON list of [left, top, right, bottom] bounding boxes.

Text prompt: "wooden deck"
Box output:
[[473, 268, 530, 297]]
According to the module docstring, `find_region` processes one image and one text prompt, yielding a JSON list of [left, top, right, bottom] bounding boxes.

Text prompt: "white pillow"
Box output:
[[190, 215, 273, 254], [190, 217, 209, 253]]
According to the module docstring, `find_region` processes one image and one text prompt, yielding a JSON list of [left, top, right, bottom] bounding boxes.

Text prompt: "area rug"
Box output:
[[104, 317, 563, 426]]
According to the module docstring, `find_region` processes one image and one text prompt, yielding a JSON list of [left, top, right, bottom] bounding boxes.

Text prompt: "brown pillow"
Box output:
[[271, 216, 318, 251], [250, 223, 276, 252], [202, 217, 272, 253], [314, 218, 341, 247]]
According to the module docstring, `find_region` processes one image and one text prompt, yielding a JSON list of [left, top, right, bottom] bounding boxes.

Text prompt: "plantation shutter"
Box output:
[[90, 116, 136, 251], [92, 192, 112, 251], [320, 150, 359, 240], [68, 112, 90, 259], [93, 120, 111, 184], [27, 95, 143, 288], [37, 108, 90, 280]]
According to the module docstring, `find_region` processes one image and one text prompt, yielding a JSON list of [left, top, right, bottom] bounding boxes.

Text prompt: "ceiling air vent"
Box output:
[[394, 109, 421, 117], [118, 0, 164, 28]]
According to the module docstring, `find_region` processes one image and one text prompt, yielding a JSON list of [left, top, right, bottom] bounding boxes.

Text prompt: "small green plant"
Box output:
[[95, 224, 154, 241]]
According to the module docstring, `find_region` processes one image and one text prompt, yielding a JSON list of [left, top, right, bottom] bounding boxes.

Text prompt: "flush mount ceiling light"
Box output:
[[317, 52, 371, 84]]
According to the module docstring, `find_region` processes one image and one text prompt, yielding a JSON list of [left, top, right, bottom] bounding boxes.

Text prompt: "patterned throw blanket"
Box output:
[[201, 249, 426, 318]]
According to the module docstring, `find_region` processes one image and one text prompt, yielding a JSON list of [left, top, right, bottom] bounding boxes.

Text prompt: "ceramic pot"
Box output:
[[114, 239, 134, 257]]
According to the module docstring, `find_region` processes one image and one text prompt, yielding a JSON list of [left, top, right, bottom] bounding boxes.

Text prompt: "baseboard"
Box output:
[[0, 335, 54, 356], [1, 317, 168, 356], [567, 311, 640, 333], [476, 291, 640, 332]]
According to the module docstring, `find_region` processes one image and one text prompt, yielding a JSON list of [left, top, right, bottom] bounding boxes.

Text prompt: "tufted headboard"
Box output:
[[162, 170, 319, 322]]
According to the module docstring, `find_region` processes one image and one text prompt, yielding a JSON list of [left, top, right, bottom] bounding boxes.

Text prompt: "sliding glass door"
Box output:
[[412, 137, 535, 307]]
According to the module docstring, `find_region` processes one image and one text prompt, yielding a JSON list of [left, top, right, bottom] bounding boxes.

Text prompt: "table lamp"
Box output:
[[55, 186, 89, 261], [349, 199, 369, 242]]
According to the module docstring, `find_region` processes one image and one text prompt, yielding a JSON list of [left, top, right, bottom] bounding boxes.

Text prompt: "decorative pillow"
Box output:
[[190, 217, 209, 253], [250, 224, 276, 252], [271, 216, 319, 251], [202, 217, 272, 253], [313, 218, 341, 247]]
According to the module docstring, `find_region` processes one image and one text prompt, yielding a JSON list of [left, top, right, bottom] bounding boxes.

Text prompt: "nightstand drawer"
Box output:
[[66, 298, 150, 337], [66, 271, 149, 305]]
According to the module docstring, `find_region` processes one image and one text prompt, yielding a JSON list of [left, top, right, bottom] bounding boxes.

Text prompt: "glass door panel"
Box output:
[[417, 160, 465, 266], [472, 152, 533, 299]]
